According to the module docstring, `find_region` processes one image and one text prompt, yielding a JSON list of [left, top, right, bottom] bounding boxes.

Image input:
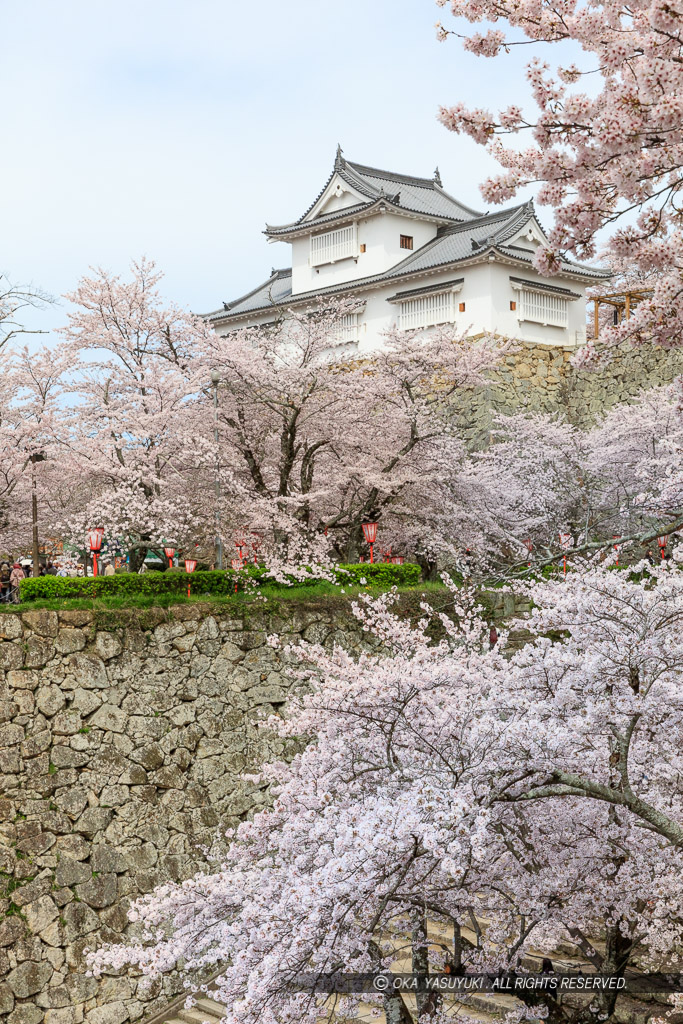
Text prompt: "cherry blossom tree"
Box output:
[[0, 344, 68, 564], [59, 259, 212, 570], [0, 272, 52, 351], [449, 384, 683, 571], [436, 0, 683, 351], [197, 306, 501, 563], [90, 563, 683, 1024]]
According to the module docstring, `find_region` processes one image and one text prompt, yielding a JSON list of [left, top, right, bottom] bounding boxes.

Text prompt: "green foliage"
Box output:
[[19, 562, 421, 603]]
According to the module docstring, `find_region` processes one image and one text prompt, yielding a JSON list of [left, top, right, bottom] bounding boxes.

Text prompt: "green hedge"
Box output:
[[19, 562, 421, 603]]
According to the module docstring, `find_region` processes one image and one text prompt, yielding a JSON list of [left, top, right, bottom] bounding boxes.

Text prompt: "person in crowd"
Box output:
[[46, 562, 58, 576], [9, 562, 25, 603], [104, 562, 115, 575], [0, 563, 11, 603], [38, 564, 47, 577], [76, 565, 84, 577]]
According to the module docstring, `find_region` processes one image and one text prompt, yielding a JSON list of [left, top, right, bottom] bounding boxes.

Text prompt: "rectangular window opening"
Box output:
[[400, 234, 414, 250], [398, 291, 456, 331], [516, 288, 568, 328], [310, 224, 358, 266]]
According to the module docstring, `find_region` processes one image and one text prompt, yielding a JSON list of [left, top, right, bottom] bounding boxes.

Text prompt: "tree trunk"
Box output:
[[31, 455, 40, 577]]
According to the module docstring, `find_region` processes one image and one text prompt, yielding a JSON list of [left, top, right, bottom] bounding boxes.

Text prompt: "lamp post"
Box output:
[[559, 532, 571, 576], [523, 538, 533, 568], [361, 522, 378, 564], [211, 371, 223, 571], [184, 558, 197, 598], [235, 531, 247, 563], [231, 557, 242, 593], [163, 546, 175, 570], [657, 535, 668, 560], [250, 532, 262, 566], [88, 528, 105, 577], [612, 535, 621, 567]]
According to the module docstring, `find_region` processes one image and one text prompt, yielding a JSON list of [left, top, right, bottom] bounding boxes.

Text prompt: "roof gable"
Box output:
[[265, 146, 483, 237]]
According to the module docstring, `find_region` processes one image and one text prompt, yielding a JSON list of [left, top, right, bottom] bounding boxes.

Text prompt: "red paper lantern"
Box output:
[[361, 521, 378, 564], [163, 546, 175, 570], [87, 528, 105, 577], [184, 558, 197, 598], [361, 522, 377, 544]]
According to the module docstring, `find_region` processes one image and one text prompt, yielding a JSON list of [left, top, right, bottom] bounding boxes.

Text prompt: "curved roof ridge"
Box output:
[[221, 267, 291, 313]]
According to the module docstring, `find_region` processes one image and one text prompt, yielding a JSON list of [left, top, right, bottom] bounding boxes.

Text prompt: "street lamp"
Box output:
[[211, 370, 223, 571], [163, 546, 175, 570], [559, 532, 571, 576], [235, 531, 248, 563], [231, 557, 242, 593], [250, 531, 262, 565], [657, 535, 668, 560], [87, 528, 105, 577], [184, 558, 197, 598], [361, 522, 378, 564], [612, 535, 621, 567]]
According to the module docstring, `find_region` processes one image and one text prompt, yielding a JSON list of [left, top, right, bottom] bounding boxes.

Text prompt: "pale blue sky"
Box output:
[[3, 0, 550, 338]]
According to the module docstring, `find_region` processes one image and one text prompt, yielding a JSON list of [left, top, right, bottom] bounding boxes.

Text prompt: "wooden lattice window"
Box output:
[[400, 235, 414, 250]]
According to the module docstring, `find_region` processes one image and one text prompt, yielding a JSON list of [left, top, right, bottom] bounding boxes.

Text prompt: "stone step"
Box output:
[[176, 1008, 224, 1024]]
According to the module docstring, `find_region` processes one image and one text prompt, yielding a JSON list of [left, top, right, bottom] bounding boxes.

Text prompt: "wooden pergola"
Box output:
[[590, 288, 653, 338]]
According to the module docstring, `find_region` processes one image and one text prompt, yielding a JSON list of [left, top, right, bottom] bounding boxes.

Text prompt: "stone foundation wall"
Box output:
[[455, 340, 683, 446], [0, 602, 373, 1024]]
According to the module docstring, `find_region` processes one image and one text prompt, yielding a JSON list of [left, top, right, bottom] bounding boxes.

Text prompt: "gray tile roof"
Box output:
[[265, 149, 482, 236], [206, 200, 608, 324]]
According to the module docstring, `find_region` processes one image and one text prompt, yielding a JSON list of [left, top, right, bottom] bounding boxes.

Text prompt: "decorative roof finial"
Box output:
[[335, 143, 344, 170], [433, 166, 442, 186]]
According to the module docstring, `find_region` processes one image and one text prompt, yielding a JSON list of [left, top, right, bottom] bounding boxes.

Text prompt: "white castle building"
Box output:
[[206, 147, 607, 350]]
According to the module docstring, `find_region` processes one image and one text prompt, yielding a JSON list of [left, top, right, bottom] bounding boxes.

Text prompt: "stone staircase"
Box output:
[[158, 995, 228, 1024]]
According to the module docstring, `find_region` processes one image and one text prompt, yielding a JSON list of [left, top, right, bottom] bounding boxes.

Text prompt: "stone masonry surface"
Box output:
[[453, 339, 683, 447], [0, 601, 384, 1024]]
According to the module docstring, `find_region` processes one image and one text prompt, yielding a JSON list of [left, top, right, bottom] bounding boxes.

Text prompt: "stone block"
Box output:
[[90, 843, 127, 873], [55, 856, 91, 887], [54, 834, 90, 859], [0, 615, 22, 640], [0, 747, 20, 772], [93, 632, 123, 660], [25, 636, 56, 668], [131, 742, 164, 770], [22, 609, 59, 637], [35, 684, 67, 717], [45, 1010, 84, 1024], [16, 831, 55, 856], [0, 917, 26, 948], [74, 806, 113, 837], [23, 894, 59, 934], [89, 704, 127, 733], [99, 784, 129, 806], [51, 709, 82, 736], [21, 729, 52, 757], [8, 1005, 44, 1024], [7, 959, 53, 997], [61, 901, 100, 941], [57, 609, 93, 627], [55, 787, 88, 819], [54, 628, 87, 654], [6, 669, 40, 690], [86, 1001, 129, 1024], [63, 653, 108, 690], [50, 745, 89, 768], [74, 872, 117, 908], [0, 982, 14, 1013], [0, 644, 23, 671]]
